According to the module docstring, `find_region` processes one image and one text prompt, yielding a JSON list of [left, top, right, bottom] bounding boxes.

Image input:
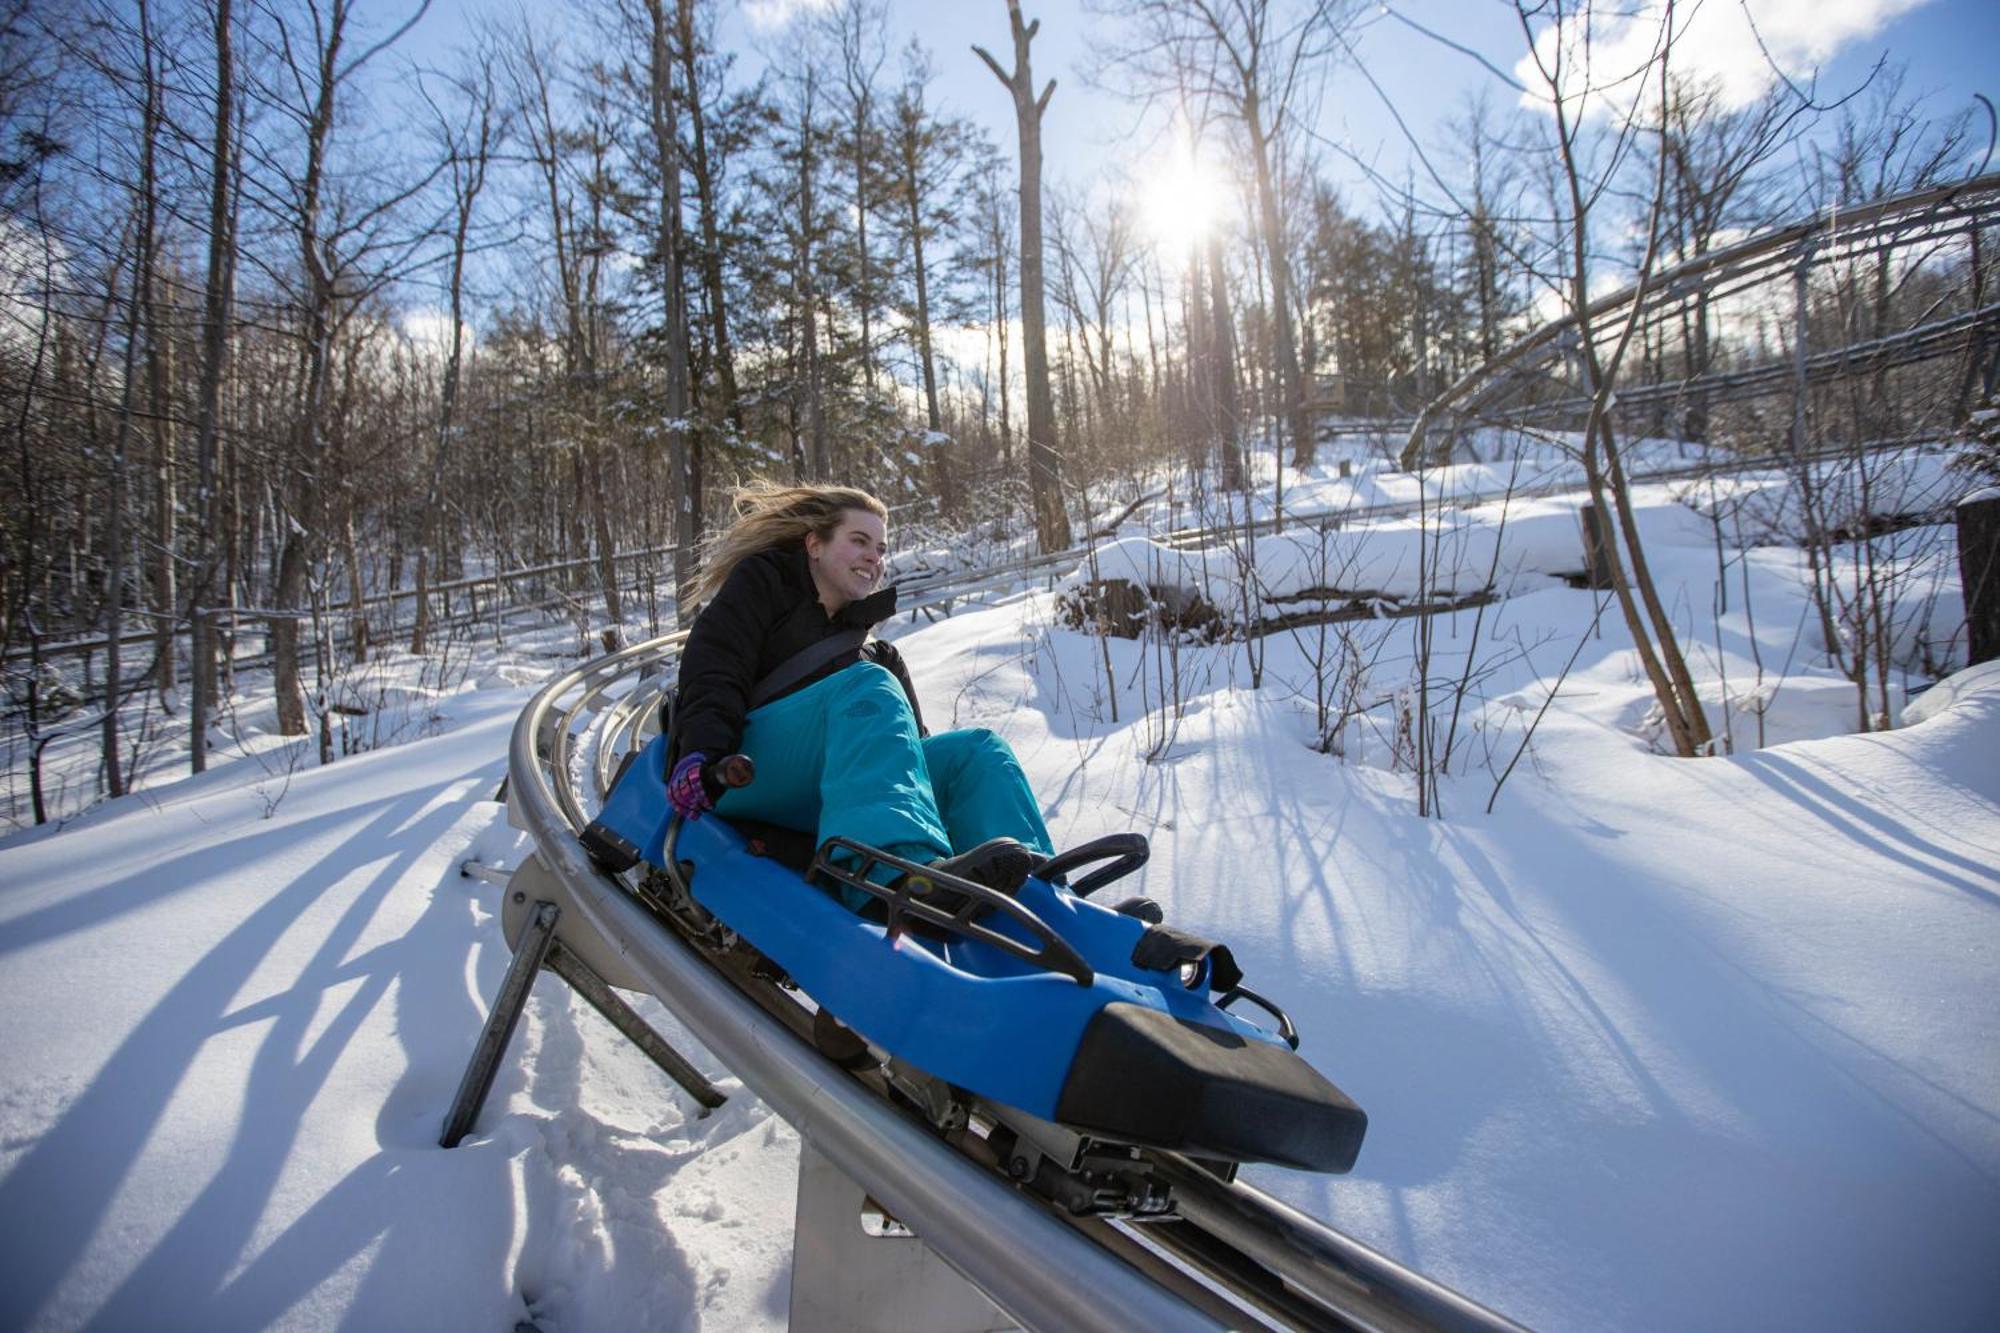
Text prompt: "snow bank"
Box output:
[[1904, 658, 2000, 725]]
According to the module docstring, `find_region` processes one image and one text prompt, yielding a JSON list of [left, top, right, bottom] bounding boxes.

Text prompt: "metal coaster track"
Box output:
[[1400, 171, 2000, 469]]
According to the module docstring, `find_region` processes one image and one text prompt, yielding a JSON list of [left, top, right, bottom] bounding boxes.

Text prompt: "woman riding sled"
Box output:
[[666, 483, 1052, 902]]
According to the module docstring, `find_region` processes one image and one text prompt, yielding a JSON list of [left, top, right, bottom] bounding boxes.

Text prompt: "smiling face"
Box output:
[[804, 507, 887, 614]]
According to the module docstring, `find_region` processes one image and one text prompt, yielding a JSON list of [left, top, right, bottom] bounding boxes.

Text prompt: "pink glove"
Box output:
[[667, 751, 713, 820]]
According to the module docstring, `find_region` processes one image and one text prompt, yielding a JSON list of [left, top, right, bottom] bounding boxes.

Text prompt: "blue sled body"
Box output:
[[584, 733, 1365, 1173]]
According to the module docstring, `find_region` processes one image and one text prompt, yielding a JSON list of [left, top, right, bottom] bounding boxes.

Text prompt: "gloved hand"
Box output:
[[667, 751, 713, 820]]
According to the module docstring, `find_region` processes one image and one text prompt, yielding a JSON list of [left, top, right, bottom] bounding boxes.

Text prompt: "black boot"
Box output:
[[939, 837, 1037, 891], [904, 837, 1037, 914]]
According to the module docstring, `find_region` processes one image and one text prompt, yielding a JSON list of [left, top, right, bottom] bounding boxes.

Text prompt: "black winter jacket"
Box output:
[[672, 541, 922, 762]]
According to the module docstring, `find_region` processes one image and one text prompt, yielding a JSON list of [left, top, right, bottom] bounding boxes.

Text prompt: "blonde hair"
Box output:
[[692, 482, 888, 606]]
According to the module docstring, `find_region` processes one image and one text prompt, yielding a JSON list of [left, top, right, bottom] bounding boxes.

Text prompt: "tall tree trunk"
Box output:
[[190, 0, 235, 772], [903, 126, 941, 431], [792, 76, 829, 479], [272, 0, 347, 740], [585, 444, 625, 650], [677, 0, 743, 436], [343, 510, 367, 664], [1206, 234, 1245, 490], [271, 534, 308, 736], [975, 1, 1070, 551], [104, 0, 168, 794], [994, 203, 1013, 469], [415, 67, 492, 655], [104, 265, 137, 799], [148, 325, 175, 699], [1244, 101, 1311, 469], [852, 119, 875, 397], [649, 0, 699, 612]]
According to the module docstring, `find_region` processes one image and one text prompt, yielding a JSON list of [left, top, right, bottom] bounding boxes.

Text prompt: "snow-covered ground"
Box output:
[[2, 447, 1997, 1331]]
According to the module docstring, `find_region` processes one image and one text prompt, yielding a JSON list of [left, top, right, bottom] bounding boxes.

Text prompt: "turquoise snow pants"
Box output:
[[713, 661, 1053, 893]]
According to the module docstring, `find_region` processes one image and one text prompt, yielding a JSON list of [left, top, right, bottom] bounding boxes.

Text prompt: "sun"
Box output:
[[1137, 144, 1225, 258]]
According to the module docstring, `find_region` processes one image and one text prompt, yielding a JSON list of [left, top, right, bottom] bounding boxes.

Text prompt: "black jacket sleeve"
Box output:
[[674, 554, 787, 761]]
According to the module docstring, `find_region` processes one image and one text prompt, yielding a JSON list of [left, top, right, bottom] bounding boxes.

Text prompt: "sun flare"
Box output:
[[1137, 147, 1225, 257]]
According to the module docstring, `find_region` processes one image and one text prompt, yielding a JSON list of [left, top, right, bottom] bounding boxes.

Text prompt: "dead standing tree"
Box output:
[[975, 0, 1073, 552]]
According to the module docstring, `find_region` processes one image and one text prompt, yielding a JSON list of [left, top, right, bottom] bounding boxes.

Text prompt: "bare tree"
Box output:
[[970, 154, 1017, 472], [1515, 0, 1713, 757], [640, 0, 698, 609], [411, 50, 503, 656], [824, 0, 889, 400], [1652, 77, 1799, 441], [675, 0, 743, 437], [890, 43, 962, 435], [975, 1, 1072, 551], [1103, 0, 1356, 469], [100, 0, 170, 797], [188, 0, 237, 773], [511, 17, 627, 646], [767, 35, 831, 479]]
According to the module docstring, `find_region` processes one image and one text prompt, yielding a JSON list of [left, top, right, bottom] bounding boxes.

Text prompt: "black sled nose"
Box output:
[[1053, 1003, 1368, 1173]]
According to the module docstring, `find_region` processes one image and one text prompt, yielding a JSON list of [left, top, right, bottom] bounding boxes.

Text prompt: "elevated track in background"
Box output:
[[1399, 171, 2000, 469]]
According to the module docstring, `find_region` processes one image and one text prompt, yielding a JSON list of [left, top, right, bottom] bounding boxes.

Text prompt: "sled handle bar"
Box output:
[[813, 837, 1095, 987], [1216, 984, 1300, 1050], [1034, 833, 1150, 898]]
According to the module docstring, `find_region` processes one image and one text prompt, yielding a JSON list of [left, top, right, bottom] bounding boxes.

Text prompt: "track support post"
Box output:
[[440, 895, 726, 1151], [545, 941, 726, 1110], [789, 1141, 1015, 1333], [440, 900, 560, 1148]]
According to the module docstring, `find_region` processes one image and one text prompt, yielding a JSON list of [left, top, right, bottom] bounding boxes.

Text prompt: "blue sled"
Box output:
[[583, 732, 1366, 1174]]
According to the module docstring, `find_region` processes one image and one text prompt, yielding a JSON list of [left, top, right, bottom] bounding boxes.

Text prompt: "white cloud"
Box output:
[[1514, 0, 1931, 116], [399, 308, 474, 362], [742, 0, 838, 33]]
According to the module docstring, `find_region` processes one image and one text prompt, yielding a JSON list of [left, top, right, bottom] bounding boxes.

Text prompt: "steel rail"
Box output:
[[1481, 303, 1998, 423], [6, 544, 681, 668], [1399, 170, 2000, 468]]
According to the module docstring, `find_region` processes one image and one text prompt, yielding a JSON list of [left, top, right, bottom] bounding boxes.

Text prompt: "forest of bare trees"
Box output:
[[2, 0, 1992, 816]]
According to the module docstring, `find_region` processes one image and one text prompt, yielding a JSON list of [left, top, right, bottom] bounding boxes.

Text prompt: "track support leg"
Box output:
[[440, 900, 559, 1148], [545, 941, 726, 1110], [441, 898, 728, 1150]]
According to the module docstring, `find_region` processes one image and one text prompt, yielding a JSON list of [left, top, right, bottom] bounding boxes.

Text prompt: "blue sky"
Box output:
[[396, 0, 1996, 229]]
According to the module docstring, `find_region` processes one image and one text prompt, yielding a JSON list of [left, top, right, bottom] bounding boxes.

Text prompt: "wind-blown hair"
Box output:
[[692, 482, 888, 607]]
